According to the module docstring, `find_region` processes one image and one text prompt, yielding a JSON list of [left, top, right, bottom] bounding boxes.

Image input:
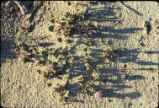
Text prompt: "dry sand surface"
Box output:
[[1, 1, 159, 108]]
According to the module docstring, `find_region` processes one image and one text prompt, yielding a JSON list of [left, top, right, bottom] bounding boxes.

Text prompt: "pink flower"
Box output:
[[60, 29, 65, 34], [18, 52, 26, 59], [94, 91, 102, 99], [50, 86, 57, 92], [46, 64, 52, 70], [88, 30, 93, 36]]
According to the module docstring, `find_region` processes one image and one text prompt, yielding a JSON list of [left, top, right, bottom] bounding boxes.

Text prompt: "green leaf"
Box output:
[[60, 92, 64, 97], [85, 53, 88, 57], [84, 42, 89, 46], [23, 57, 29, 63], [61, 22, 66, 26], [49, 61, 52, 64], [58, 38, 62, 42], [65, 12, 70, 18], [67, 1, 71, 6], [97, 65, 103, 70], [84, 48, 87, 52], [37, 70, 41, 72], [59, 47, 63, 50], [36, 52, 40, 54], [51, 19, 54, 23], [54, 53, 59, 58], [48, 26, 54, 32], [47, 83, 52, 87], [42, 51, 48, 58], [67, 39, 73, 43], [37, 70, 41, 74], [53, 62, 58, 67]]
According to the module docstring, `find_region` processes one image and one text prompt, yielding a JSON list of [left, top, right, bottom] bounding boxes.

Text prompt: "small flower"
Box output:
[[60, 29, 65, 34], [18, 52, 26, 59], [50, 86, 57, 92], [94, 91, 102, 99], [46, 64, 52, 70], [88, 30, 93, 36]]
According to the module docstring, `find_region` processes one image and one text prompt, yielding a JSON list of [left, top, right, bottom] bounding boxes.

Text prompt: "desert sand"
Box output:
[[1, 1, 159, 108]]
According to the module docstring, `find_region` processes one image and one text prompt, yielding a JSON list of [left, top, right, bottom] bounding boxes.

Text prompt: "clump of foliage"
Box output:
[[52, 10, 98, 38], [15, 1, 124, 104]]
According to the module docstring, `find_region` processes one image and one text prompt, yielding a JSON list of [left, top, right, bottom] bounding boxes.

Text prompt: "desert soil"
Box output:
[[1, 1, 159, 108]]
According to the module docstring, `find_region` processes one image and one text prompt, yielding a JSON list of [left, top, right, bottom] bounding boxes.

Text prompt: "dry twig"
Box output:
[[5, 1, 25, 15]]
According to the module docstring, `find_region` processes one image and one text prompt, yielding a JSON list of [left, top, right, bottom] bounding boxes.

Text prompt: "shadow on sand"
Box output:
[[1, 1, 158, 104], [66, 1, 158, 103]]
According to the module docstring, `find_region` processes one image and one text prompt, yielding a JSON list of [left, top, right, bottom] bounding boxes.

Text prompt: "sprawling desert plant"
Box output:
[[15, 1, 123, 104]]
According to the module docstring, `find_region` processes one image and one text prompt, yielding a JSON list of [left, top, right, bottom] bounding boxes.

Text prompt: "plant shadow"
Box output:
[[65, 1, 157, 103], [1, 1, 158, 104], [1, 2, 18, 66], [1, 38, 16, 66], [119, 48, 159, 66]]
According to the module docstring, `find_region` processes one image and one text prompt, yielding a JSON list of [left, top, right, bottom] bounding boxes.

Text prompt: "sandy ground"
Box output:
[[1, 1, 159, 108]]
